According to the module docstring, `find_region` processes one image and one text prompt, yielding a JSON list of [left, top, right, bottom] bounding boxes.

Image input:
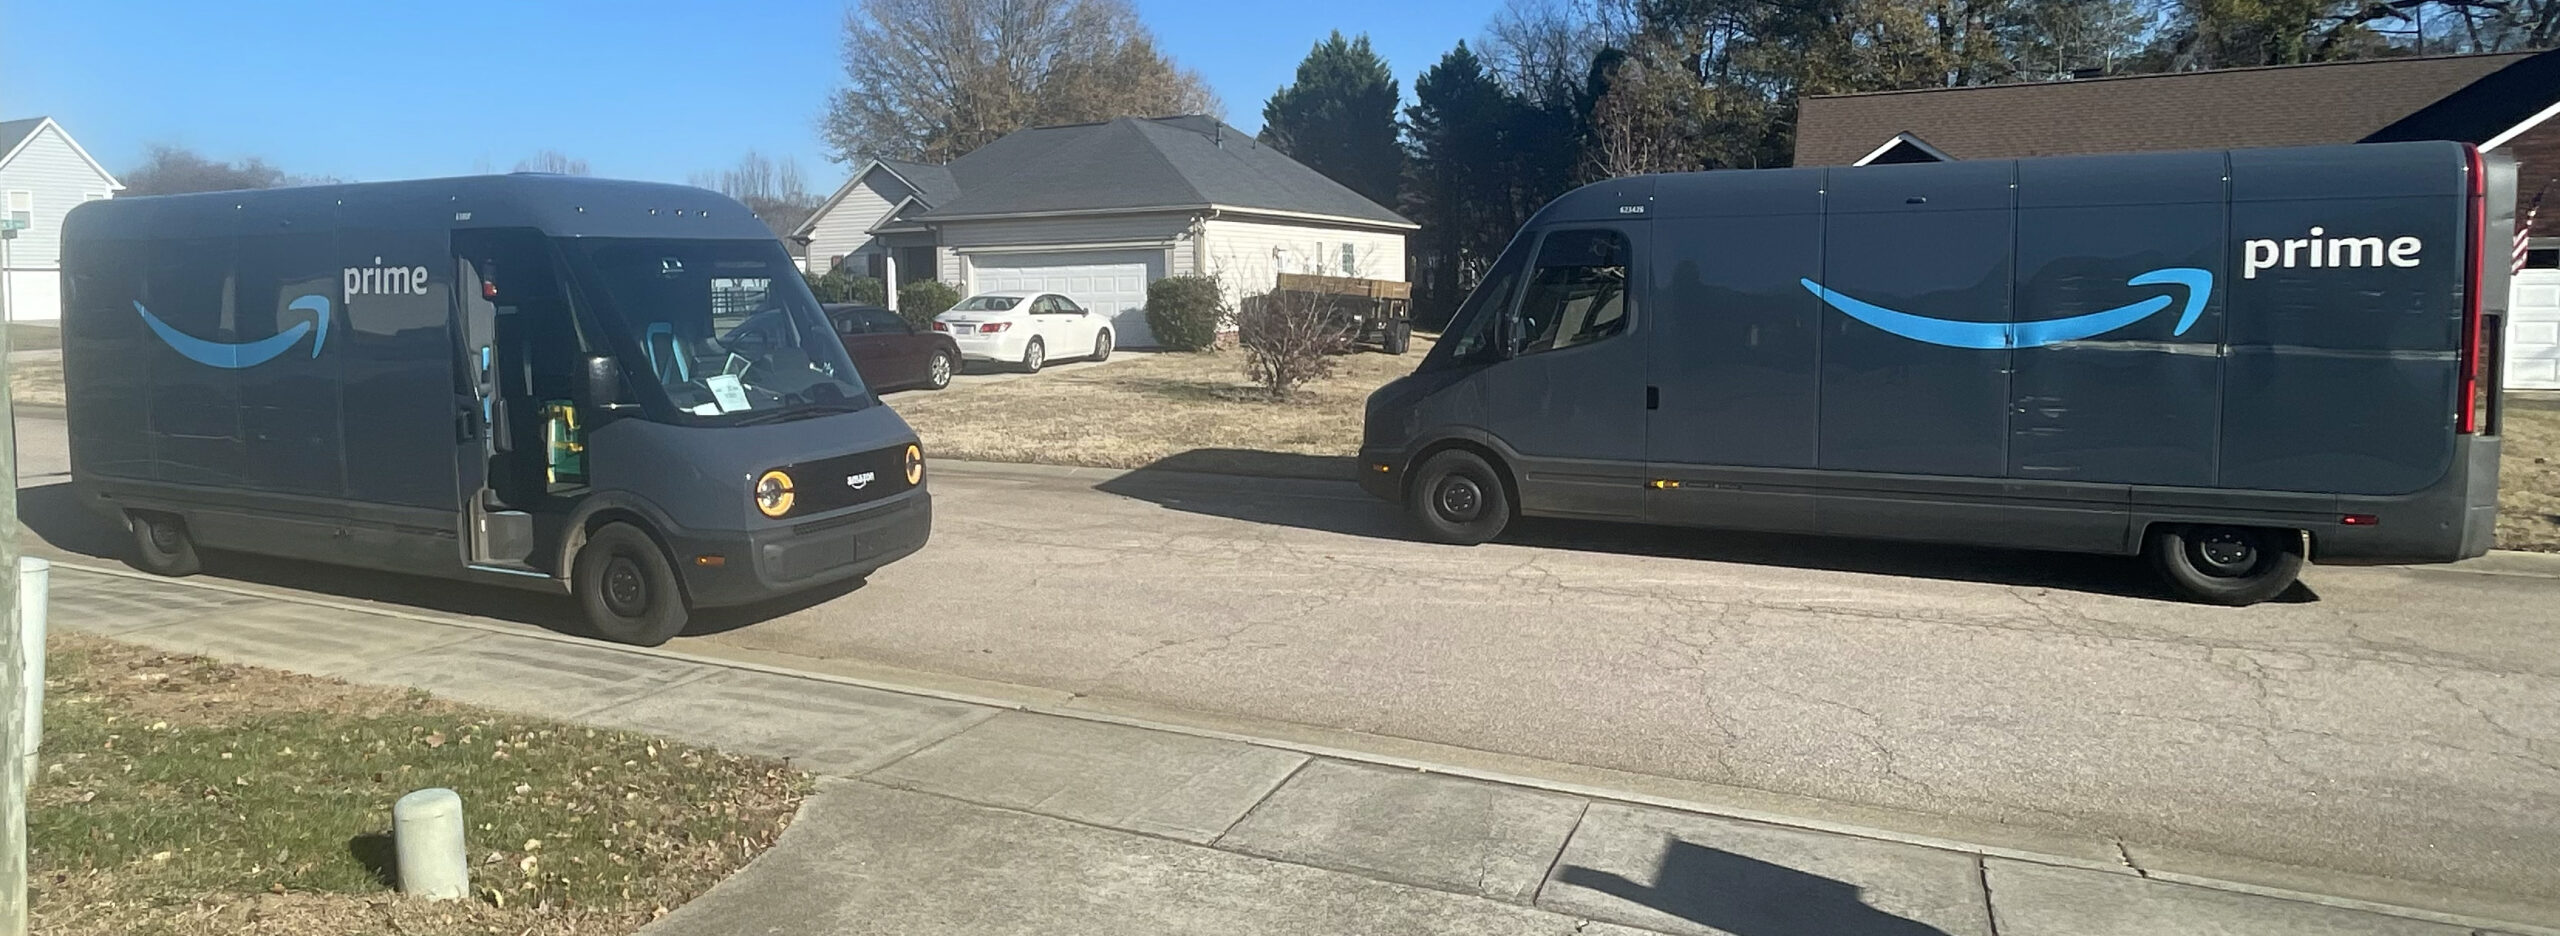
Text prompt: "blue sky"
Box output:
[[4, 0, 1496, 192]]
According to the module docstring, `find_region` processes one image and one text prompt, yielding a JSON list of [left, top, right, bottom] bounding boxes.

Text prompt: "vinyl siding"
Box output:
[[801, 172, 913, 273], [1198, 218, 1407, 310], [0, 123, 118, 321]]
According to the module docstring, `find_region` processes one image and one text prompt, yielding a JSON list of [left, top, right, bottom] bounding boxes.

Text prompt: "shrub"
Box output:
[[1144, 275, 1227, 351], [897, 280, 961, 329], [806, 269, 852, 303], [1236, 290, 1354, 401], [810, 271, 888, 306], [846, 276, 887, 306]]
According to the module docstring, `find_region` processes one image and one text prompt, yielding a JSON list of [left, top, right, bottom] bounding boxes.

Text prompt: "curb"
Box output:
[[52, 557, 2560, 935]]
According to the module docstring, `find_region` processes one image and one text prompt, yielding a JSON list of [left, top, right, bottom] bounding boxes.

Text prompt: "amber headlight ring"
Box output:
[[904, 444, 924, 486], [754, 469, 796, 518]]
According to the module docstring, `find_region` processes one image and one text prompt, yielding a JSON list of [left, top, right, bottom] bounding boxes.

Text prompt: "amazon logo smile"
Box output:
[[1798, 268, 2212, 350], [136, 294, 332, 369]]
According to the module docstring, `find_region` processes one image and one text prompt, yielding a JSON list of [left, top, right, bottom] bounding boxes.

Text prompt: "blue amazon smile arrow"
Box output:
[[137, 294, 332, 368], [1799, 267, 2212, 350]]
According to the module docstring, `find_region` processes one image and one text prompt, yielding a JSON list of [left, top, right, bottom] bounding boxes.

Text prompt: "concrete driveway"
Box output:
[[15, 415, 2560, 924]]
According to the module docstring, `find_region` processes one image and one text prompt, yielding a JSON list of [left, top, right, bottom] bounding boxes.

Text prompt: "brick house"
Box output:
[[1793, 50, 2560, 389]]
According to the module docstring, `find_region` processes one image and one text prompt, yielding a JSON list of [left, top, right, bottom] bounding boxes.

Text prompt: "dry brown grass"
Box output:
[[894, 340, 1435, 480], [30, 633, 812, 936], [2500, 402, 2560, 552]]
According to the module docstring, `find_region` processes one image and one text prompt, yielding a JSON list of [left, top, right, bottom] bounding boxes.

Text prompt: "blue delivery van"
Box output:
[[61, 175, 931, 644], [1361, 142, 2510, 605]]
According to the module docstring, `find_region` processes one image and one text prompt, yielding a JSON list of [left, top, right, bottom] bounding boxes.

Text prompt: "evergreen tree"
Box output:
[[1261, 32, 1406, 209]]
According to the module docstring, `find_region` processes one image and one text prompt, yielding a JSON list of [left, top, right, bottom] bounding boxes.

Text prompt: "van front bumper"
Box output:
[[1357, 446, 1405, 502], [669, 491, 933, 608]]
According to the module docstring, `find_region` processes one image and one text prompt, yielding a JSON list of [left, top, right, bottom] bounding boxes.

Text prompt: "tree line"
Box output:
[[1244, 0, 2560, 325]]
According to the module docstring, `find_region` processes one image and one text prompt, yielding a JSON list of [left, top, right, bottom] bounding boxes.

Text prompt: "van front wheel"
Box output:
[[1408, 450, 1510, 545], [574, 523, 689, 646], [127, 512, 201, 577], [2146, 524, 2304, 606]]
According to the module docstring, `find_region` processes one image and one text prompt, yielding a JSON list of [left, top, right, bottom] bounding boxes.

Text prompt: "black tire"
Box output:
[[1407, 449, 1512, 545], [126, 511, 201, 577], [1021, 337, 1046, 374], [926, 350, 956, 390], [1382, 321, 1411, 355], [574, 523, 690, 646], [2145, 524, 2304, 606], [1091, 329, 1113, 363]]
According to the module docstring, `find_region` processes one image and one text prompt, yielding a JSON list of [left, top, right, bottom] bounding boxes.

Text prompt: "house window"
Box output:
[[5, 190, 30, 226], [1339, 243, 1356, 276]]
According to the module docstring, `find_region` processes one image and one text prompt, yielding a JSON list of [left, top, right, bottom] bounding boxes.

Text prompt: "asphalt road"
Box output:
[[16, 413, 2560, 920]]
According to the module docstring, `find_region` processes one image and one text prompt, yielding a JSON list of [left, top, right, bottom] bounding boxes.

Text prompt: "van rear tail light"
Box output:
[[2459, 144, 2486, 435]]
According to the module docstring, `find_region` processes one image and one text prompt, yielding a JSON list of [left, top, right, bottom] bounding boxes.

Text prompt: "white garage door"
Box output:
[[967, 249, 1163, 347], [2, 268, 61, 323], [2512, 265, 2560, 390]]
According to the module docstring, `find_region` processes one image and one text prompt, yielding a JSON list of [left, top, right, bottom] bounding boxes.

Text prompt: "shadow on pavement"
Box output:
[[14, 481, 860, 640], [1556, 840, 1953, 936], [1097, 450, 2317, 604]]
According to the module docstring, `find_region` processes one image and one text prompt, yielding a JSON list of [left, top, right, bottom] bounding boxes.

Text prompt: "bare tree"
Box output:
[[823, 0, 1220, 164], [120, 144, 348, 196], [513, 149, 591, 175], [691, 150, 822, 237]]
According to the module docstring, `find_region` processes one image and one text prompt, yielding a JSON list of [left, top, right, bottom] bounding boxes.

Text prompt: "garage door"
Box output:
[[2512, 265, 2560, 390], [967, 249, 1163, 347]]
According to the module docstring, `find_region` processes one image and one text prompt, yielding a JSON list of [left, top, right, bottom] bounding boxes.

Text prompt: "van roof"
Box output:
[[64, 173, 778, 243]]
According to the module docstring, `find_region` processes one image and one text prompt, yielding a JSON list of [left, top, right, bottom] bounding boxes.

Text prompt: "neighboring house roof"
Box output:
[[917, 116, 1412, 228], [0, 116, 125, 188], [1794, 50, 2554, 166], [876, 158, 958, 205], [794, 115, 1415, 240]]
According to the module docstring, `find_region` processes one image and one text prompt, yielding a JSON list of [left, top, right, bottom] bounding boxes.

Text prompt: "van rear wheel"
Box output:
[[1408, 450, 1511, 545], [127, 512, 201, 577], [574, 523, 689, 646], [2146, 524, 2304, 606]]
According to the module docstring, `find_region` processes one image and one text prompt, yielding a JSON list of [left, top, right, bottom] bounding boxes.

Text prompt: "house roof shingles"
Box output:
[[0, 117, 48, 162], [915, 115, 1410, 227], [1794, 51, 2546, 166]]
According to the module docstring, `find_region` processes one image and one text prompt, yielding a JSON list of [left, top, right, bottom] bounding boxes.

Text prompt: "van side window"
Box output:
[[1514, 229, 1630, 355], [1439, 246, 1530, 365]]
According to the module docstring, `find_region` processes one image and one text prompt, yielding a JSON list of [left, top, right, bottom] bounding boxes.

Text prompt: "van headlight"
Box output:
[[754, 469, 795, 518]]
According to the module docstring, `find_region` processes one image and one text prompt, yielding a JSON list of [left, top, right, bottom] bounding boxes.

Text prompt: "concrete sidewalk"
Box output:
[[43, 561, 2544, 936]]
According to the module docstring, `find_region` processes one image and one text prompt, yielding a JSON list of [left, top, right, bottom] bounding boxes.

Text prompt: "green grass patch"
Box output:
[[30, 634, 810, 936]]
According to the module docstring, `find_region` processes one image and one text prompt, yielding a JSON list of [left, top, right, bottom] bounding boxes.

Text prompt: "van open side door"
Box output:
[[455, 253, 536, 569]]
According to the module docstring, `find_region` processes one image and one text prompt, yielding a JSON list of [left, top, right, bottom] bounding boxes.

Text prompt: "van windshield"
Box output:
[[561, 238, 870, 424]]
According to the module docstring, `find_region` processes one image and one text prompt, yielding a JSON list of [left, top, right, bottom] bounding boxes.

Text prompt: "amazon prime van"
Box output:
[[61, 175, 931, 644], [1361, 142, 2510, 604]]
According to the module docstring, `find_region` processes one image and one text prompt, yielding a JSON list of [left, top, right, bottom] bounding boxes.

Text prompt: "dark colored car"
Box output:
[[826, 304, 960, 392]]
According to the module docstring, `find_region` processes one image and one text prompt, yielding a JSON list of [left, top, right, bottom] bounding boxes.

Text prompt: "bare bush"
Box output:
[[1236, 289, 1355, 401]]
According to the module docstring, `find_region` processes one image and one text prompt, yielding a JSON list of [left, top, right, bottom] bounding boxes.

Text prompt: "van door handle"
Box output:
[[1646, 386, 1660, 410]]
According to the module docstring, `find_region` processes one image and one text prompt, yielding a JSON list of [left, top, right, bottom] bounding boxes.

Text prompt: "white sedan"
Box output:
[[931, 292, 1114, 373]]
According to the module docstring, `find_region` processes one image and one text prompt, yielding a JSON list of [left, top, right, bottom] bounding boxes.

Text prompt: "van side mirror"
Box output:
[[584, 354, 636, 411]]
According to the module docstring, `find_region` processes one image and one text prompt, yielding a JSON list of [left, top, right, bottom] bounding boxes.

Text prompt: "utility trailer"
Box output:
[[1273, 272, 1414, 354]]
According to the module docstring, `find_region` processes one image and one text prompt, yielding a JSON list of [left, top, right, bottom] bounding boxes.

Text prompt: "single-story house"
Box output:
[[0, 117, 122, 323], [1793, 49, 2560, 390], [793, 115, 1415, 347]]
